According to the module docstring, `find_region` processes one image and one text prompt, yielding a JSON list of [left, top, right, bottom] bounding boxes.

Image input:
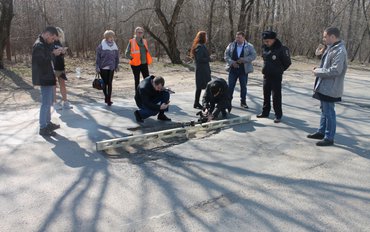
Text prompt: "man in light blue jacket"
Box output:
[[224, 31, 256, 108], [308, 27, 347, 146]]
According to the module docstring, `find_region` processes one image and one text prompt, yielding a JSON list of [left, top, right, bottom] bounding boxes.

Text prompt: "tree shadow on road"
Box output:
[[0, 68, 39, 106], [39, 133, 110, 232]]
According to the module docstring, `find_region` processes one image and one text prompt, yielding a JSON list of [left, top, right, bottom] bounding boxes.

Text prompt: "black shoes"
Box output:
[[193, 103, 203, 109], [134, 110, 144, 123], [105, 97, 113, 106], [307, 132, 325, 140], [240, 101, 249, 109], [316, 139, 334, 146], [47, 122, 60, 131], [39, 127, 56, 136], [40, 122, 60, 136], [307, 132, 334, 146], [157, 113, 171, 121], [257, 114, 269, 118]]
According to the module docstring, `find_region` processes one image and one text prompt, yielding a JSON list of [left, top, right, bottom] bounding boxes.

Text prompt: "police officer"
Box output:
[[257, 31, 291, 123]]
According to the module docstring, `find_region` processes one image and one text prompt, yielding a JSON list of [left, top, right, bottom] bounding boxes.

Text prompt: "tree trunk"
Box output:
[[6, 37, 11, 61], [226, 0, 235, 42], [150, 0, 184, 64], [0, 0, 14, 69], [207, 0, 216, 52], [237, 0, 254, 33]]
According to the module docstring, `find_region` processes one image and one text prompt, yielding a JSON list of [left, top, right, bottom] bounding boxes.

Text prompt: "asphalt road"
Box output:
[[1, 67, 369, 231]]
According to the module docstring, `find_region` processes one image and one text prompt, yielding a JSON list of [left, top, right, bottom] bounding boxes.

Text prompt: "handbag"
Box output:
[[92, 73, 104, 90]]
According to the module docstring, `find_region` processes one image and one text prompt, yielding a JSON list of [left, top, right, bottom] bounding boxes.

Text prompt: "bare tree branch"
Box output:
[[35, 0, 51, 25], [119, 7, 154, 23]]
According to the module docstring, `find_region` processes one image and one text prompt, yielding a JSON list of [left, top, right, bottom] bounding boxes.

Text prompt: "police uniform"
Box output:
[[258, 31, 291, 121]]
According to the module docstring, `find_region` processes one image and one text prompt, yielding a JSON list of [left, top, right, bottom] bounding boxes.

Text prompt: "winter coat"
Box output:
[[224, 41, 256, 74], [313, 40, 347, 98], [96, 39, 119, 72], [194, 44, 212, 89], [202, 78, 231, 115], [32, 35, 56, 86], [135, 76, 163, 111], [262, 39, 291, 79]]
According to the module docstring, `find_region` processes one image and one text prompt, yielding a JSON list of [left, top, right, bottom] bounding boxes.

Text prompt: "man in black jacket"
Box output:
[[32, 26, 62, 136], [257, 31, 291, 123], [202, 78, 232, 121], [134, 75, 171, 123]]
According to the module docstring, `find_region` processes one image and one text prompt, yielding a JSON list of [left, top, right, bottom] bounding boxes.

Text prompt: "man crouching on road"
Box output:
[[202, 78, 232, 121], [134, 75, 171, 123]]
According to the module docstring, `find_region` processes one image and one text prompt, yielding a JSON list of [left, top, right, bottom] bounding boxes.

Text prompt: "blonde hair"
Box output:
[[134, 27, 144, 37], [56, 27, 65, 45], [104, 30, 115, 39]]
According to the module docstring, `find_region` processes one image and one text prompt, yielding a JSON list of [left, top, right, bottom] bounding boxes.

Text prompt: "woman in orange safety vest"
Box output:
[[125, 27, 153, 92]]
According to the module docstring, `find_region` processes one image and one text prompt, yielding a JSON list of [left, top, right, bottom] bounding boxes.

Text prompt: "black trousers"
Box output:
[[131, 64, 149, 91], [195, 89, 202, 104], [100, 69, 114, 102], [262, 76, 282, 119]]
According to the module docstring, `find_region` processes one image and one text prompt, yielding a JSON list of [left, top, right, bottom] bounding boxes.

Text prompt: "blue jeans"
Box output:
[[138, 91, 170, 119], [318, 101, 336, 141], [40, 86, 54, 129], [228, 70, 248, 102]]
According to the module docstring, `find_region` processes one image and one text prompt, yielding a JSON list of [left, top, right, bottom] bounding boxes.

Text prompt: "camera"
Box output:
[[196, 110, 209, 123]]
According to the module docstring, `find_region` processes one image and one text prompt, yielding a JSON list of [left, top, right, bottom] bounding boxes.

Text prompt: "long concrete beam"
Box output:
[[96, 115, 251, 151]]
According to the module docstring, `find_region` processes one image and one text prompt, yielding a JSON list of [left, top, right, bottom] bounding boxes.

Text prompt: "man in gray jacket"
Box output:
[[224, 31, 256, 108], [308, 27, 347, 146]]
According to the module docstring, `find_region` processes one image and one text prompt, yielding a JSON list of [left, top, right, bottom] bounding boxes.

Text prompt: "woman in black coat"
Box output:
[[190, 31, 211, 109]]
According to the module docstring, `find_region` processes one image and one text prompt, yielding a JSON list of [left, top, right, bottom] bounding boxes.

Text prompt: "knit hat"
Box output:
[[262, 31, 277, 39]]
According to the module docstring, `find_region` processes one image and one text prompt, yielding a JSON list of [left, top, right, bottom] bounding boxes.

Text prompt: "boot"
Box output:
[[157, 111, 171, 121]]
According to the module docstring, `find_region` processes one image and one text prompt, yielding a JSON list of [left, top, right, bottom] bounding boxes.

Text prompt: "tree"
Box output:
[[0, 0, 14, 69], [145, 0, 185, 64]]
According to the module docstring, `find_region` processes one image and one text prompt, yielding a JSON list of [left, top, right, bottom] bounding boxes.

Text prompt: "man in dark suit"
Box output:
[[134, 75, 171, 123]]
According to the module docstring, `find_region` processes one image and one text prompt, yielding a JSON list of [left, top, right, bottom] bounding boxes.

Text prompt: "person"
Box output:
[[257, 31, 291, 123], [125, 27, 153, 92], [96, 30, 120, 106], [190, 31, 212, 109], [134, 75, 171, 123], [202, 77, 232, 121], [53, 27, 72, 110], [32, 26, 61, 136], [308, 27, 347, 146], [224, 31, 256, 109]]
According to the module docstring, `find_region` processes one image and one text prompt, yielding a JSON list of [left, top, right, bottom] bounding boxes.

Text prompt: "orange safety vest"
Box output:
[[129, 38, 153, 66]]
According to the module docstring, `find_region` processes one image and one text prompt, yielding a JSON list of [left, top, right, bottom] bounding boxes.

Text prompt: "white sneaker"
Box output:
[[53, 102, 63, 110], [63, 101, 73, 109]]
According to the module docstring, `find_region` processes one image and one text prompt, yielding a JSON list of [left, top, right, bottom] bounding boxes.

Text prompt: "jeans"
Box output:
[[318, 101, 336, 141], [138, 91, 170, 119], [40, 86, 54, 129], [228, 70, 248, 102]]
